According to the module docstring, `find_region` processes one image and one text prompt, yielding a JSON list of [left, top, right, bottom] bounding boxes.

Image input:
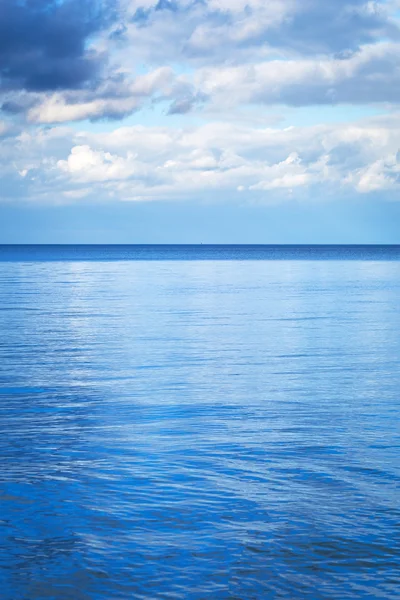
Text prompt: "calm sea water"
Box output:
[[0, 245, 399, 599]]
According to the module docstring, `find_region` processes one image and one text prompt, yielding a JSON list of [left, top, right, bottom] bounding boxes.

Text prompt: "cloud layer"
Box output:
[[1, 0, 399, 124], [123, 0, 396, 59], [1, 113, 399, 204], [0, 0, 399, 207]]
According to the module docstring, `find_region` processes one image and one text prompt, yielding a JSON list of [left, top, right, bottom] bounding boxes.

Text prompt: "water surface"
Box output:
[[0, 246, 399, 599]]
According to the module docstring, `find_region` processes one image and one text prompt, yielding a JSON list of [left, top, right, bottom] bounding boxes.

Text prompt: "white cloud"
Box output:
[[0, 121, 10, 136], [57, 145, 145, 182], [1, 113, 399, 203], [62, 188, 91, 199], [28, 96, 140, 124], [352, 152, 400, 192], [250, 153, 316, 191], [27, 68, 175, 124], [196, 42, 400, 109], [115, 0, 396, 67]]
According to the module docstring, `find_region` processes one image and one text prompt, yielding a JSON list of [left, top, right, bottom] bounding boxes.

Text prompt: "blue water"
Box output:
[[0, 245, 399, 599], [0, 244, 400, 261]]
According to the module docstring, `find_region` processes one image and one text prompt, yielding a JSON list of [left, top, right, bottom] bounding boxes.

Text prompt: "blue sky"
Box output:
[[0, 0, 400, 243]]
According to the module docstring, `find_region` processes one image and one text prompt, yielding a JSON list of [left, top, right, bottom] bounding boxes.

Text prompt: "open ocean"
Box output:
[[0, 245, 399, 600]]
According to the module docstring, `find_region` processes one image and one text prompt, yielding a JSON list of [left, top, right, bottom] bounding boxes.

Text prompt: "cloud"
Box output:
[[2, 113, 399, 203], [0, 0, 399, 209], [167, 89, 207, 115], [0, 120, 11, 137], [0, 0, 116, 92], [57, 145, 144, 182], [26, 67, 175, 123], [1, 1, 399, 125], [196, 42, 400, 108], [115, 0, 398, 66], [249, 153, 317, 191], [263, 0, 397, 55], [350, 152, 400, 192], [5, 38, 400, 125]]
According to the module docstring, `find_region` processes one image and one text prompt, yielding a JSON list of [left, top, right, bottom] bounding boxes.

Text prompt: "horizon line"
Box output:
[[1, 243, 400, 247]]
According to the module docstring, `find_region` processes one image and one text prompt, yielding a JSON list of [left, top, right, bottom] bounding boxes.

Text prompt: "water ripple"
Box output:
[[0, 253, 399, 599]]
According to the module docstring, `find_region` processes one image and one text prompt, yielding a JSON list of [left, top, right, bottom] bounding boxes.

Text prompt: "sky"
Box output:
[[0, 0, 400, 243]]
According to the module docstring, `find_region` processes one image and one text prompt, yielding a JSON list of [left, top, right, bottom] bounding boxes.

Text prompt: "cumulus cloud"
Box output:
[[57, 145, 146, 182], [2, 114, 399, 202], [351, 152, 400, 192]]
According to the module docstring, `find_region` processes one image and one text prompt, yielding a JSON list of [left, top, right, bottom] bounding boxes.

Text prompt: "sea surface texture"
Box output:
[[0, 245, 399, 600]]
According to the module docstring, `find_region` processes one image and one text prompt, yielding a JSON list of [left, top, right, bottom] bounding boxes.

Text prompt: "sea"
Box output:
[[0, 245, 399, 600]]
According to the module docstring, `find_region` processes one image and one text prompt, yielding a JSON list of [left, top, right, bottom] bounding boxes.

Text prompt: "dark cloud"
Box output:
[[267, 0, 398, 55], [168, 97, 196, 114], [131, 0, 203, 25], [1, 100, 25, 114], [155, 0, 180, 13], [167, 91, 207, 114], [0, 0, 115, 92]]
